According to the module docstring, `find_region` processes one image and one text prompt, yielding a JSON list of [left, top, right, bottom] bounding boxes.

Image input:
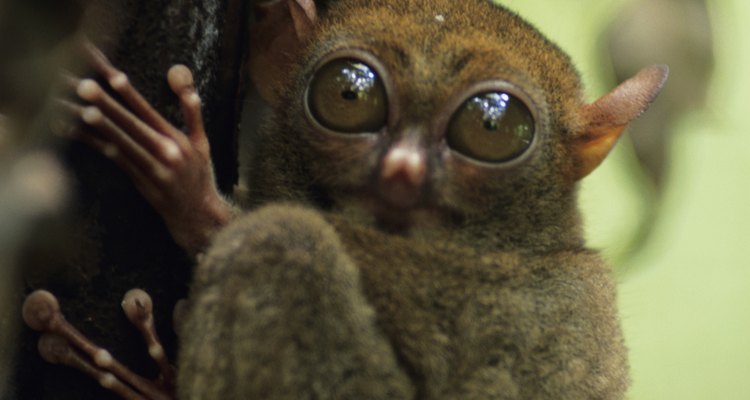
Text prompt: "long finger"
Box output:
[[76, 78, 183, 165], [68, 127, 166, 208], [167, 65, 208, 150], [23, 291, 172, 400], [54, 110, 167, 210], [83, 41, 177, 139], [122, 289, 175, 390], [59, 100, 173, 197], [38, 334, 147, 400]]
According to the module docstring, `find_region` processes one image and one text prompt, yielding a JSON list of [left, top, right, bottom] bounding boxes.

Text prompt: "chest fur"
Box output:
[[335, 223, 613, 396]]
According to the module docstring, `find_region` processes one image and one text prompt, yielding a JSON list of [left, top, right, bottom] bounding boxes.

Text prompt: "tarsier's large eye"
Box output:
[[307, 58, 388, 133], [446, 91, 535, 163]]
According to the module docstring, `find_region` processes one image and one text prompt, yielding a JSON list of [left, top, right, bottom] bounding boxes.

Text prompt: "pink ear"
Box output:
[[249, 0, 318, 104], [289, 0, 317, 39], [573, 65, 668, 180]]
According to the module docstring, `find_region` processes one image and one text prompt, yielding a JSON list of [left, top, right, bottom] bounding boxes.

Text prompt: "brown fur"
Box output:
[[249, 0, 589, 253], [177, 0, 665, 398]]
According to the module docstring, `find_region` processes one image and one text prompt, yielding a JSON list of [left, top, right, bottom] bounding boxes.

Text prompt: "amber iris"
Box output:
[[307, 59, 388, 133], [446, 91, 534, 163]]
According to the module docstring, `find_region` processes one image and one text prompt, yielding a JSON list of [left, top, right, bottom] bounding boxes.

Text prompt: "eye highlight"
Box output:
[[446, 91, 535, 163], [307, 58, 388, 133]]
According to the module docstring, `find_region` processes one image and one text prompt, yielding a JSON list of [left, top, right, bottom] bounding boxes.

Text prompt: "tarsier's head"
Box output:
[[249, 0, 666, 251]]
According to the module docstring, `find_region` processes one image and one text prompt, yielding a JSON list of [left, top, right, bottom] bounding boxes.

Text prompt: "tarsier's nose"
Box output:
[[378, 143, 426, 209]]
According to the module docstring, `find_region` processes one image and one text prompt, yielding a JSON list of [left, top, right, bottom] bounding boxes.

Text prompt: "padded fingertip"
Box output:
[[167, 65, 195, 94], [109, 73, 129, 91], [99, 373, 118, 390], [122, 288, 153, 323], [77, 79, 101, 101], [22, 290, 60, 331], [186, 92, 201, 107], [93, 349, 114, 368], [81, 106, 104, 124], [38, 333, 71, 364]]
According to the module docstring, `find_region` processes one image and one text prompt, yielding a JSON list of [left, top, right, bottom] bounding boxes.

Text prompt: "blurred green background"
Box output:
[[502, 0, 750, 398]]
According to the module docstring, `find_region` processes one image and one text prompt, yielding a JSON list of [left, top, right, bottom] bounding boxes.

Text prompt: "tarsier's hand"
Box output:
[[61, 43, 236, 255], [23, 289, 175, 400]]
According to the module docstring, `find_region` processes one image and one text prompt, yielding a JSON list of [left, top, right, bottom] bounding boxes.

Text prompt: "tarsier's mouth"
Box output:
[[372, 201, 418, 232], [377, 177, 423, 210], [334, 190, 435, 233], [365, 191, 459, 234]]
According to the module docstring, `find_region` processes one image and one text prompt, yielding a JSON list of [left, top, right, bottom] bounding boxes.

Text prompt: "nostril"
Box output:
[[378, 144, 427, 209], [380, 145, 426, 186]]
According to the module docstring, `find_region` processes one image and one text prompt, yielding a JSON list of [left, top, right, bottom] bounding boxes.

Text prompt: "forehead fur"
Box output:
[[314, 0, 586, 134]]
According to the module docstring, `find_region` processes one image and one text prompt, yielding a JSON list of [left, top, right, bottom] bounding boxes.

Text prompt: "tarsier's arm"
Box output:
[[59, 0, 315, 255]]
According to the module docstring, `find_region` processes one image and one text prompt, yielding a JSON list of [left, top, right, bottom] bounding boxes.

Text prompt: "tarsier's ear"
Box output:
[[249, 0, 318, 104], [572, 65, 669, 181]]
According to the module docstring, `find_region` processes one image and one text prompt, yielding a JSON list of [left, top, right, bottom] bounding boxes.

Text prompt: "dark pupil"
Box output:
[[341, 90, 358, 100], [483, 120, 498, 131]]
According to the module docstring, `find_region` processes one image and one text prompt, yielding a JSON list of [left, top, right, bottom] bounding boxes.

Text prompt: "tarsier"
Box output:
[[22, 0, 667, 398]]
